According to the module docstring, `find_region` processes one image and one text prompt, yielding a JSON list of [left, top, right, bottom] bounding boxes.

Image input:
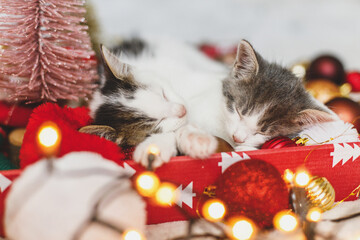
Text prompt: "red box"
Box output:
[[0, 142, 358, 233]]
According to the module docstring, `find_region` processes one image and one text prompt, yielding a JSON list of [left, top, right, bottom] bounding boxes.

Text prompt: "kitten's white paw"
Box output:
[[176, 125, 218, 159], [133, 133, 177, 169], [234, 145, 258, 152]]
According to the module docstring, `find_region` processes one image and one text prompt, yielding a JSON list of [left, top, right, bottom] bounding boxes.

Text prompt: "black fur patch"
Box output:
[[93, 103, 160, 148], [93, 40, 157, 148], [111, 38, 147, 57], [99, 43, 142, 96], [100, 73, 139, 96]]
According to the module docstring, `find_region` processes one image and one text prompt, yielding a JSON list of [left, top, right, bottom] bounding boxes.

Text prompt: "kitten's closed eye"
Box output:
[[260, 125, 268, 133], [162, 89, 168, 101]]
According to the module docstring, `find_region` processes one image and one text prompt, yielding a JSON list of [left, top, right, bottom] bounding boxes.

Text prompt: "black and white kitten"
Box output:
[[88, 38, 338, 167]]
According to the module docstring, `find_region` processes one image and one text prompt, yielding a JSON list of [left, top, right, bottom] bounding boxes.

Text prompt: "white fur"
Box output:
[[223, 104, 270, 149], [91, 83, 187, 134], [133, 132, 178, 168], [176, 124, 218, 159], [105, 38, 229, 167], [117, 37, 228, 101], [88, 91, 104, 119], [133, 125, 219, 167], [315, 199, 360, 240], [5, 152, 146, 240], [299, 120, 359, 145], [131, 90, 185, 118]]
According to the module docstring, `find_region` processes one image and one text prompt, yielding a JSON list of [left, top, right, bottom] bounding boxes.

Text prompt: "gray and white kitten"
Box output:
[[87, 38, 337, 167]]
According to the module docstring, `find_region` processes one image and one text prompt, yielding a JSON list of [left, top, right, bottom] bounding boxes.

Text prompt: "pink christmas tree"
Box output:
[[0, 0, 98, 103]]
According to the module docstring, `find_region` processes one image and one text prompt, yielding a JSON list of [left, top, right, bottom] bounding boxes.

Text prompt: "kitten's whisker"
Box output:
[[151, 119, 163, 132]]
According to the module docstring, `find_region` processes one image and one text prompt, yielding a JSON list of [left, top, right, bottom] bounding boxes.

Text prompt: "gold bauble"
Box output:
[[305, 176, 335, 211], [339, 83, 352, 97], [9, 128, 26, 168], [305, 79, 342, 103]]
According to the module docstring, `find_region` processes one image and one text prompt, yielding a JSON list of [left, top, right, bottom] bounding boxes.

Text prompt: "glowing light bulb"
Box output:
[[135, 171, 160, 197], [307, 207, 322, 222], [295, 169, 311, 187], [155, 182, 177, 206], [228, 218, 256, 240], [37, 121, 61, 157], [148, 144, 159, 155], [283, 169, 294, 183], [146, 145, 160, 170], [291, 64, 306, 79], [123, 230, 143, 240], [202, 199, 226, 222], [274, 211, 298, 232], [38, 127, 58, 147]]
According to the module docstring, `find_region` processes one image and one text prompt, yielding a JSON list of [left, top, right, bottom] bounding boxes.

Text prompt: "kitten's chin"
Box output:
[[230, 135, 269, 152]]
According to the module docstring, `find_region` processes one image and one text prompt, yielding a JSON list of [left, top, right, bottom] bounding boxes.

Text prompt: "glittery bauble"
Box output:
[[307, 55, 346, 85], [214, 159, 289, 228], [346, 72, 360, 92], [305, 79, 342, 103], [261, 136, 298, 149], [326, 97, 360, 132], [305, 176, 335, 211]]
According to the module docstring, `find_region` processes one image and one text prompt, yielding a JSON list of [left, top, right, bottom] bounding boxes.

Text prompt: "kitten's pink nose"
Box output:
[[177, 104, 187, 118], [172, 104, 187, 118], [233, 134, 244, 143]]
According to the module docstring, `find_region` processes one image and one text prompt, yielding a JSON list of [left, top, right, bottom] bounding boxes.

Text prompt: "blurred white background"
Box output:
[[90, 0, 360, 69]]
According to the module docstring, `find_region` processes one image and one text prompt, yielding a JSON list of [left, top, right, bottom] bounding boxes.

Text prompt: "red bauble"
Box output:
[[346, 72, 360, 92], [306, 55, 346, 85], [326, 97, 360, 133], [261, 136, 298, 149], [214, 159, 289, 228], [199, 44, 219, 59]]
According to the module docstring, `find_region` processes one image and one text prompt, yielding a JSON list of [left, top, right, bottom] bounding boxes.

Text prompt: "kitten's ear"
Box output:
[[233, 40, 259, 80], [79, 125, 118, 142], [293, 109, 336, 127], [100, 44, 133, 80]]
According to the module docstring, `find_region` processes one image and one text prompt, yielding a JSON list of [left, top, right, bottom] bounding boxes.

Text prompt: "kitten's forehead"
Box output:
[[242, 108, 267, 130], [225, 60, 304, 111], [132, 68, 164, 87]]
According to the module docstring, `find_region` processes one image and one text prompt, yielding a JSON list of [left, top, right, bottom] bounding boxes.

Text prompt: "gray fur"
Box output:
[[91, 38, 335, 151], [223, 40, 334, 138]]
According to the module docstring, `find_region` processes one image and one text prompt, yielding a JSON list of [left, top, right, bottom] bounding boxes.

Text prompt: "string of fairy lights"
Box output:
[[36, 122, 145, 240], [36, 121, 345, 240]]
